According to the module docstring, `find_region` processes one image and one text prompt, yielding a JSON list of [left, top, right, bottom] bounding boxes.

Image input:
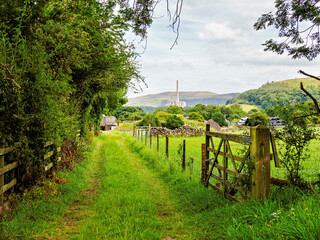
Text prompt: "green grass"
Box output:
[[116, 122, 135, 130], [261, 76, 320, 90], [142, 131, 320, 183], [128, 132, 320, 239], [1, 131, 320, 239]]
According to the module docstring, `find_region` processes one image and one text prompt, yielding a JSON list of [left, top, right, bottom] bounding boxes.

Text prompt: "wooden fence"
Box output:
[[0, 141, 61, 214], [202, 124, 279, 202], [133, 125, 187, 171]]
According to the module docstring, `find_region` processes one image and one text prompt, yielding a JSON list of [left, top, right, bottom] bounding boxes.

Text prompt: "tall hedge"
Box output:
[[0, 0, 146, 185]]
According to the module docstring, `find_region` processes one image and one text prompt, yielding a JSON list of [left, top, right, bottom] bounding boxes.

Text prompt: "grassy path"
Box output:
[[1, 132, 215, 239], [3, 132, 319, 239]]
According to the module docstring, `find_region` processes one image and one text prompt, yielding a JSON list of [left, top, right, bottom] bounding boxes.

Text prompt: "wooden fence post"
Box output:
[[250, 125, 271, 200], [0, 143, 4, 206], [205, 124, 210, 177], [157, 135, 159, 152], [201, 144, 207, 184], [150, 131, 152, 148], [145, 131, 147, 145], [166, 135, 169, 158], [223, 140, 228, 196], [182, 140, 186, 171], [133, 125, 136, 138]]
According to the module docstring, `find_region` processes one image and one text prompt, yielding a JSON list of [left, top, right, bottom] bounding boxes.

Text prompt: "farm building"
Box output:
[[100, 115, 117, 130], [269, 117, 285, 127], [238, 117, 249, 126]]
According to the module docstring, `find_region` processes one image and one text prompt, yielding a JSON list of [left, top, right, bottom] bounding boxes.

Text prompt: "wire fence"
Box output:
[[117, 126, 320, 184]]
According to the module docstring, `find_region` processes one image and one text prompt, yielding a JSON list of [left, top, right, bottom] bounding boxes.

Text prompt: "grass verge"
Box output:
[[126, 132, 320, 239]]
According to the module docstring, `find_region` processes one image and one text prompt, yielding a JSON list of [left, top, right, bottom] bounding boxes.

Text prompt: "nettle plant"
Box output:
[[274, 103, 317, 186]]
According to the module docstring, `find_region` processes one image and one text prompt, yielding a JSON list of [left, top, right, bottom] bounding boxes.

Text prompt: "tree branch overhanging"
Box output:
[[296, 70, 320, 118], [298, 70, 320, 81]]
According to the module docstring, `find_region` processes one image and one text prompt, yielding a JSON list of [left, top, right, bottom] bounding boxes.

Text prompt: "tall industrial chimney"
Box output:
[[176, 80, 179, 104]]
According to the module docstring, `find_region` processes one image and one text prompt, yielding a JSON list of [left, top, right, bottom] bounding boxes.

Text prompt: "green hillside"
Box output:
[[127, 91, 239, 107], [260, 77, 320, 90], [227, 76, 320, 109]]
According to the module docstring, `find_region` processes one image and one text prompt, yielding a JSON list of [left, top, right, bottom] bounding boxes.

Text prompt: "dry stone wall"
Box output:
[[151, 125, 204, 137]]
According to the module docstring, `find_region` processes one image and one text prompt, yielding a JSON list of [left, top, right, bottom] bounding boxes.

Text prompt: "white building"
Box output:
[[166, 80, 186, 108]]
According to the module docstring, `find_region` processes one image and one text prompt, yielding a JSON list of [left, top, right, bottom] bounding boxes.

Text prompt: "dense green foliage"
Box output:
[[165, 115, 184, 130], [211, 112, 227, 127], [249, 112, 270, 126], [187, 112, 205, 122], [113, 106, 145, 121], [227, 83, 320, 109], [166, 105, 184, 114], [115, 103, 250, 124], [137, 113, 161, 127], [274, 103, 317, 185], [185, 104, 245, 122], [0, 0, 154, 184]]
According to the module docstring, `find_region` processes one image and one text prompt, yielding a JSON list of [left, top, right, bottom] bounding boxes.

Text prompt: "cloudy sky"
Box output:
[[126, 0, 320, 98]]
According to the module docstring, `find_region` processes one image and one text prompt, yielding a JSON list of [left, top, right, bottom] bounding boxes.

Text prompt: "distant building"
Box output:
[[238, 117, 249, 126], [100, 115, 117, 130], [269, 117, 285, 127], [166, 80, 186, 108]]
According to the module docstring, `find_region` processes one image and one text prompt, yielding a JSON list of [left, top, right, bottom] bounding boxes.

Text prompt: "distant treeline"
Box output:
[[227, 84, 320, 109]]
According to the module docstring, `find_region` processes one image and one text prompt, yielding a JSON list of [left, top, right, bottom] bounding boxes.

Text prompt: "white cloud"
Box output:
[[197, 22, 246, 44], [126, 0, 320, 99]]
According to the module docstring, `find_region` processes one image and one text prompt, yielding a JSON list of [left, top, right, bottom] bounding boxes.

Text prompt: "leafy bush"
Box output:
[[156, 111, 184, 122], [127, 112, 144, 121], [274, 103, 317, 185], [211, 112, 227, 127], [249, 112, 269, 126], [156, 111, 170, 121], [166, 105, 184, 114], [165, 115, 184, 130], [137, 114, 161, 127], [187, 112, 205, 122]]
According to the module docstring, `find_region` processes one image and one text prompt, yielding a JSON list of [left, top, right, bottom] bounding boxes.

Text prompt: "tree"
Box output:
[[137, 113, 161, 127], [117, 0, 183, 48], [247, 109, 258, 115], [0, 0, 158, 185], [154, 107, 166, 114], [254, 0, 320, 60], [165, 114, 184, 130], [166, 105, 184, 114], [249, 112, 269, 126], [211, 112, 227, 127], [187, 112, 205, 122], [274, 103, 316, 186]]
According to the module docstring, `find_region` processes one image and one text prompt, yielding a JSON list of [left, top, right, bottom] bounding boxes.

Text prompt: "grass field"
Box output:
[[133, 131, 320, 182], [1, 131, 319, 239], [125, 132, 320, 239], [227, 103, 261, 112]]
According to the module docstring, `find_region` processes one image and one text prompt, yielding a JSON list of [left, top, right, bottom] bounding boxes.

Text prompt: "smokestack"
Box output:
[[176, 80, 179, 104]]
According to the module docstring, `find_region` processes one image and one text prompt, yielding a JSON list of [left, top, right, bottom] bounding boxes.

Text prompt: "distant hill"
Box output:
[[258, 76, 320, 90], [126, 91, 239, 107], [227, 76, 320, 109]]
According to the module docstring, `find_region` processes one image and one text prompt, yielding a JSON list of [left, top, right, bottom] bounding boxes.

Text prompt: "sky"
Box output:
[[126, 0, 320, 99]]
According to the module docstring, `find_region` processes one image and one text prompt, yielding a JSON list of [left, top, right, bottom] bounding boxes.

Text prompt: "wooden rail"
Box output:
[[0, 141, 61, 214], [203, 124, 276, 201]]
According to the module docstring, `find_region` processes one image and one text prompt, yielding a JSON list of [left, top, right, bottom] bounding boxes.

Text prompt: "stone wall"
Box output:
[[151, 125, 204, 137]]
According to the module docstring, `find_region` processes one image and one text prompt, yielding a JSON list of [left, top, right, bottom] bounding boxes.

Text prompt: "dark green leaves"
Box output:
[[255, 0, 320, 60]]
